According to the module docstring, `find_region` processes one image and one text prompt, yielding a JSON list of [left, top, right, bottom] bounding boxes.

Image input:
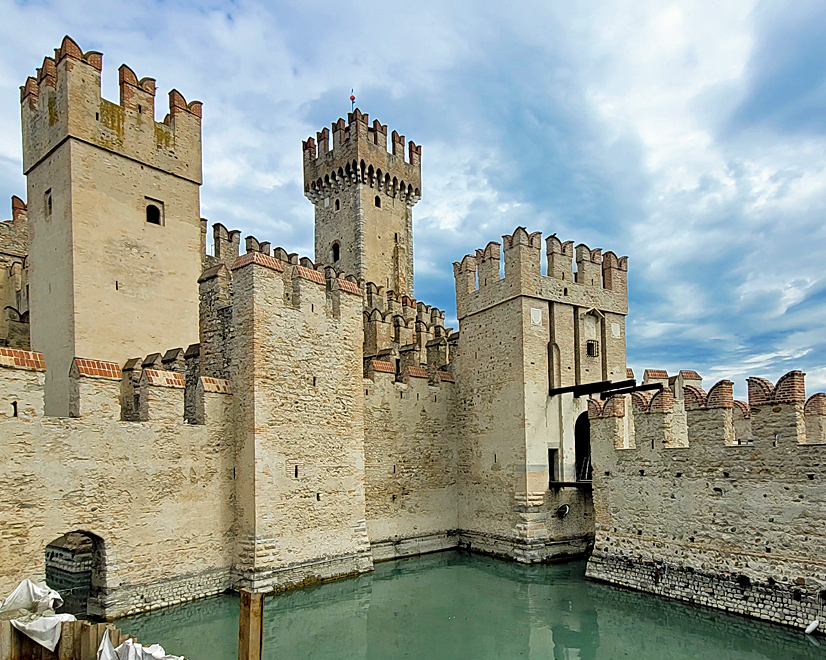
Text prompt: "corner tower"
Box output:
[[303, 109, 421, 296], [21, 37, 203, 415], [453, 228, 628, 562]]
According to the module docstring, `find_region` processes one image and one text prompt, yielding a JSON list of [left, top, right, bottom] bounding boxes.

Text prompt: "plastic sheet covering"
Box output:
[[0, 579, 76, 651], [97, 628, 186, 660], [0, 579, 63, 614]]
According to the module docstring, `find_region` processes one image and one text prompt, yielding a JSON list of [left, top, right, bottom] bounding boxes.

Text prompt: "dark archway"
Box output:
[[575, 412, 592, 482], [45, 531, 105, 618]]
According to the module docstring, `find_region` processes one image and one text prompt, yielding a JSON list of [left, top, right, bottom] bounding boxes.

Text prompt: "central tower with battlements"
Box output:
[[21, 36, 203, 415], [303, 109, 421, 297]]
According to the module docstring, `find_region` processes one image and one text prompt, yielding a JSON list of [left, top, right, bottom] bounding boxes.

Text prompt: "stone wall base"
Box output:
[[233, 550, 375, 593], [458, 530, 593, 563], [102, 536, 602, 620], [101, 566, 233, 620], [370, 531, 459, 562], [586, 551, 825, 632]]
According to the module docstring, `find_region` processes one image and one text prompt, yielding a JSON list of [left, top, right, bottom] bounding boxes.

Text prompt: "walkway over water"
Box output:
[[119, 552, 826, 660]]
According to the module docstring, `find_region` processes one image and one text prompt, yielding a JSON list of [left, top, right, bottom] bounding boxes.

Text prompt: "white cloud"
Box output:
[[2, 0, 826, 395]]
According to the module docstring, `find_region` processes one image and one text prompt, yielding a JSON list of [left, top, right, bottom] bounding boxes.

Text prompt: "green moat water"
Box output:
[[118, 552, 826, 660]]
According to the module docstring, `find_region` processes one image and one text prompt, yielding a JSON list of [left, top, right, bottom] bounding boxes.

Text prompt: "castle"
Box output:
[[1, 37, 824, 633]]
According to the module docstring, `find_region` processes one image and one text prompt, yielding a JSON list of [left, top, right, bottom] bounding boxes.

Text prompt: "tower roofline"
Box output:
[[302, 108, 421, 200]]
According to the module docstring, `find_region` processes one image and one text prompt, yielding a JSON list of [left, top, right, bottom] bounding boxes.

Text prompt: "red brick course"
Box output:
[[0, 348, 45, 371], [805, 393, 826, 416], [337, 279, 361, 296], [73, 358, 121, 380], [201, 376, 231, 393], [295, 265, 325, 284], [231, 252, 285, 272], [644, 369, 668, 379], [437, 371, 455, 383], [144, 369, 185, 388], [706, 380, 733, 408], [371, 360, 395, 374], [748, 371, 806, 406]]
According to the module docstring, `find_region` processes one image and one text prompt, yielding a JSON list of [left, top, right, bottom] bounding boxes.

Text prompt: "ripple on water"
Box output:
[[117, 552, 826, 660]]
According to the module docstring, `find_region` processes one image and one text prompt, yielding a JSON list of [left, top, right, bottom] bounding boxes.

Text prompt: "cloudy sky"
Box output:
[[1, 0, 825, 395]]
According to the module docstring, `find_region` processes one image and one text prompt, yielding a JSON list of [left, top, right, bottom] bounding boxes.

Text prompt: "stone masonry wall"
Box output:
[[0, 350, 235, 619], [586, 371, 826, 632], [0, 197, 29, 349], [23, 37, 202, 416], [303, 109, 420, 296], [363, 367, 458, 560], [452, 228, 628, 562], [229, 253, 373, 591]]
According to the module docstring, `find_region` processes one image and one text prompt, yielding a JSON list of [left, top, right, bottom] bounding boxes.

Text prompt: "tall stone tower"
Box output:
[[303, 109, 421, 296], [453, 229, 628, 562], [21, 37, 203, 415]]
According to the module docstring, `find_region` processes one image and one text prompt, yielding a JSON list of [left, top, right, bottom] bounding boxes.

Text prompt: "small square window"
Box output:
[[586, 340, 599, 357], [145, 198, 164, 225]]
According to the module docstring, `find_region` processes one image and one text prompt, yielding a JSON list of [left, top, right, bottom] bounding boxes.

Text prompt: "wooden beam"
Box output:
[[238, 589, 265, 660], [600, 382, 663, 399]]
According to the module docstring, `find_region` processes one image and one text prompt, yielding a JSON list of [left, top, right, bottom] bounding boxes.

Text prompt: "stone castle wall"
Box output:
[[15, 35, 826, 640], [227, 253, 374, 592], [303, 109, 420, 296], [451, 228, 627, 562], [586, 371, 826, 631], [0, 350, 236, 618], [22, 37, 203, 416], [363, 365, 458, 560], [0, 197, 29, 349]]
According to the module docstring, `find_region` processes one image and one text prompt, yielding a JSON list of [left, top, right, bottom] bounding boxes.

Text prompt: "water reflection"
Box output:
[[119, 552, 826, 660]]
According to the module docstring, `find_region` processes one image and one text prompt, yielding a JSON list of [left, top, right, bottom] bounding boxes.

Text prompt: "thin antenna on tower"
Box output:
[[350, 89, 356, 111]]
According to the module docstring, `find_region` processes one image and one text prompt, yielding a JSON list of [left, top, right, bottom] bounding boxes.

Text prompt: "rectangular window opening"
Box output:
[[586, 340, 599, 358], [549, 448, 559, 485]]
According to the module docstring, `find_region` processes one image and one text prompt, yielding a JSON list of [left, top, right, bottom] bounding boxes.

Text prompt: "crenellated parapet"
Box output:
[[58, 346, 228, 426], [453, 226, 628, 320], [303, 109, 421, 206], [587, 369, 826, 631], [0, 196, 30, 350], [21, 36, 202, 182], [361, 279, 452, 379], [0, 196, 28, 259], [747, 370, 807, 445], [0, 347, 234, 614], [210, 223, 241, 270], [590, 371, 826, 461], [0, 348, 45, 418]]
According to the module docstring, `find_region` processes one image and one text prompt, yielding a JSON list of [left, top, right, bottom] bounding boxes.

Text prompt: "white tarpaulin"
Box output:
[[9, 612, 77, 652], [97, 629, 186, 660], [0, 579, 63, 613], [0, 579, 76, 651]]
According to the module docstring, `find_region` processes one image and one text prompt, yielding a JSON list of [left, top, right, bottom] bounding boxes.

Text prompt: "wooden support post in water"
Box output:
[[238, 589, 265, 660]]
